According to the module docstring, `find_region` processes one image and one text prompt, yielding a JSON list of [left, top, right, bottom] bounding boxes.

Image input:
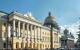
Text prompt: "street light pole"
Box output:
[[12, 32, 13, 50], [6, 37, 8, 50], [50, 25, 53, 50]]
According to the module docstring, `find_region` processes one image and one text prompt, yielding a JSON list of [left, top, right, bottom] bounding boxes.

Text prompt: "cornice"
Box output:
[[0, 11, 8, 14]]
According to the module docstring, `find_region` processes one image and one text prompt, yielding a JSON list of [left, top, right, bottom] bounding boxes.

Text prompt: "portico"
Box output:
[[8, 16, 42, 49], [0, 11, 60, 50]]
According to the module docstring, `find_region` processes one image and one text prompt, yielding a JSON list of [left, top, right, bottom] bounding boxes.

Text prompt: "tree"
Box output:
[[76, 25, 80, 48], [63, 29, 69, 48], [77, 25, 80, 39], [63, 29, 69, 38]]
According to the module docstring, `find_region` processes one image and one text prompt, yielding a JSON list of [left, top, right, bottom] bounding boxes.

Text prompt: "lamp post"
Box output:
[[10, 31, 13, 50], [6, 37, 8, 50], [50, 25, 53, 50]]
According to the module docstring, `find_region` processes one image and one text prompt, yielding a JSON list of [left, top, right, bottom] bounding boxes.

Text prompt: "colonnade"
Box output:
[[8, 19, 42, 49]]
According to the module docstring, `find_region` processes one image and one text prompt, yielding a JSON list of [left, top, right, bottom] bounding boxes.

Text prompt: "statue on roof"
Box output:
[[24, 12, 36, 20]]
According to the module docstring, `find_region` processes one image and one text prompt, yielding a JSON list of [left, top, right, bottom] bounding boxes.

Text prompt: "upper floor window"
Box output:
[[4, 23, 6, 26], [25, 24, 27, 30]]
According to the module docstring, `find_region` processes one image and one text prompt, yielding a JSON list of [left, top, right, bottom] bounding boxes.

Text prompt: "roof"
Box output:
[[0, 11, 8, 14], [0, 11, 8, 19]]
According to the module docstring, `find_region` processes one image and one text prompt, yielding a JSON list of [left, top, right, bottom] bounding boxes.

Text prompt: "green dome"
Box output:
[[44, 12, 59, 29]]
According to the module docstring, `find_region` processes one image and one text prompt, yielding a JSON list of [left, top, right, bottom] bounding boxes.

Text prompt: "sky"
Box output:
[[0, 0, 80, 40], [0, 0, 80, 25]]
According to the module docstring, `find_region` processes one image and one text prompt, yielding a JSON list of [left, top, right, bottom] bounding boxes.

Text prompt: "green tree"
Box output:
[[63, 29, 69, 38], [76, 25, 80, 48]]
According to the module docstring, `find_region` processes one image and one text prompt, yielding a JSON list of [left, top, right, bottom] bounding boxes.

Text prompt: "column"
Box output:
[[27, 24, 29, 38], [7, 24, 10, 49], [40, 27, 41, 49], [30, 25, 33, 39], [34, 26, 37, 48], [34, 26, 36, 48], [37, 26, 38, 42], [34, 26, 37, 43], [13, 19, 16, 36], [22, 22, 25, 37], [40, 27, 41, 42], [8, 24, 11, 37], [22, 22, 25, 48], [37, 26, 39, 49], [27, 23, 29, 48], [38, 27, 40, 50], [18, 21, 20, 37], [30, 25, 33, 48], [12, 19, 16, 49]]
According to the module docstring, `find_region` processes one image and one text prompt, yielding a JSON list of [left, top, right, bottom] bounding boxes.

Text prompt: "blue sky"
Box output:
[[0, 0, 80, 26]]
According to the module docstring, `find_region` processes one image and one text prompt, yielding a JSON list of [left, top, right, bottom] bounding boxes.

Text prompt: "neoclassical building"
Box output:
[[0, 11, 60, 50]]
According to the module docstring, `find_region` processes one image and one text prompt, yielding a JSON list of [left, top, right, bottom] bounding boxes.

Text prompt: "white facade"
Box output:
[[0, 11, 60, 49]]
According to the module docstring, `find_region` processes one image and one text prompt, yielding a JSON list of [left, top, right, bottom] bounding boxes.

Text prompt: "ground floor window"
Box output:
[[4, 43, 6, 48]]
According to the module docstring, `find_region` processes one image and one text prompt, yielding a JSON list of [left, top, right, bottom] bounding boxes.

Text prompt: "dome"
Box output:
[[44, 12, 59, 29]]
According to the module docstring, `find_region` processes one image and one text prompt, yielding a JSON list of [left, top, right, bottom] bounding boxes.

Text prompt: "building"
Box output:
[[60, 29, 75, 49], [0, 11, 60, 50]]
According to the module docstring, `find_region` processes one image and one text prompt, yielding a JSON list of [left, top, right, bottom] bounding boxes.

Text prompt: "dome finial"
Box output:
[[49, 11, 51, 16]]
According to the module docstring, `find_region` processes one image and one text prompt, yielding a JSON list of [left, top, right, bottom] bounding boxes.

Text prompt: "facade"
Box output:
[[0, 11, 60, 50]]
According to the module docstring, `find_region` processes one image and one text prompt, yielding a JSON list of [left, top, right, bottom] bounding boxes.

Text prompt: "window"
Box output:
[[29, 25, 31, 31], [4, 43, 6, 48], [16, 43, 18, 48], [4, 23, 6, 26], [43, 44, 44, 48], [25, 24, 27, 30], [32, 25, 34, 30], [21, 42, 24, 48], [16, 42, 19, 48], [54, 33, 58, 43], [20, 24, 22, 29]]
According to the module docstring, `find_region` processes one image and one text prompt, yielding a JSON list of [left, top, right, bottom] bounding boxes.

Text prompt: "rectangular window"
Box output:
[[4, 43, 6, 48], [29, 25, 31, 31], [25, 24, 27, 30], [54, 33, 58, 43]]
